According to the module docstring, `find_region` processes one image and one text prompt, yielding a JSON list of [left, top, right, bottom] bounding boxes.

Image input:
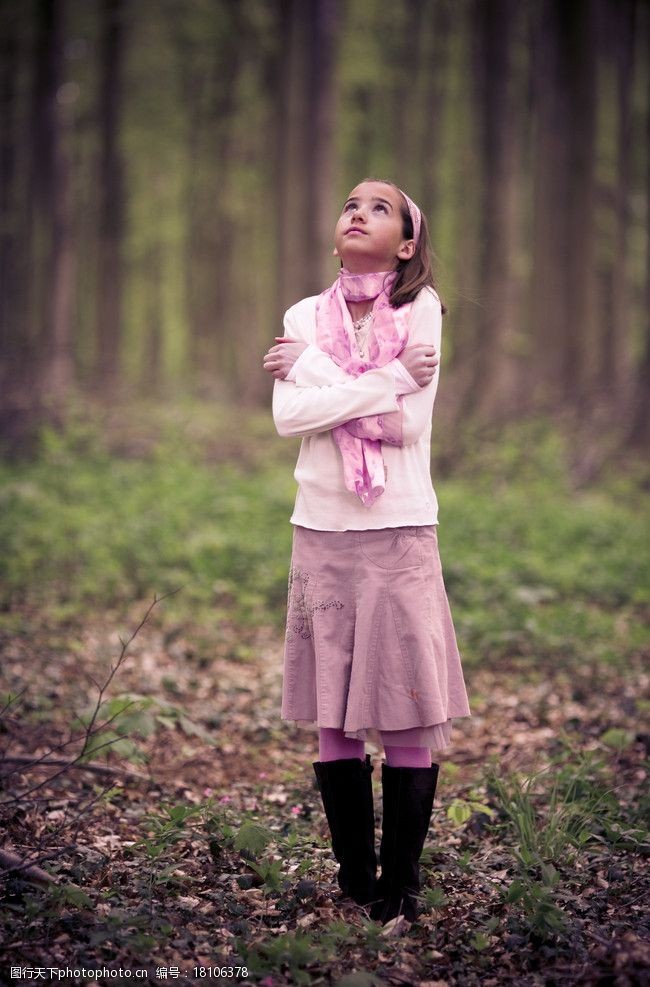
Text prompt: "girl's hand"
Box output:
[[398, 343, 439, 387], [262, 337, 309, 379]]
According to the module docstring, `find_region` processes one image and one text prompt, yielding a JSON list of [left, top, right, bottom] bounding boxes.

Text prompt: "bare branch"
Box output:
[[77, 590, 180, 760], [0, 592, 180, 791]]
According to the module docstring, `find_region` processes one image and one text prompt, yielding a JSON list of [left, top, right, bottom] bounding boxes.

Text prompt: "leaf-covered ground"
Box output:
[[2, 605, 648, 986], [1, 407, 649, 985]]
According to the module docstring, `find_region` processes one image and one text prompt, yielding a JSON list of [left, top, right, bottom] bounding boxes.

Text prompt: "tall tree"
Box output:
[[141, 241, 163, 395], [0, 1, 18, 362], [269, 0, 304, 324], [529, 0, 568, 407], [465, 0, 522, 418], [562, 0, 598, 404], [297, 0, 339, 297], [529, 0, 596, 409], [628, 0, 650, 446], [95, 0, 126, 397], [599, 0, 636, 401], [0, 0, 31, 451], [171, 0, 244, 393], [419, 0, 452, 226], [31, 0, 75, 418]]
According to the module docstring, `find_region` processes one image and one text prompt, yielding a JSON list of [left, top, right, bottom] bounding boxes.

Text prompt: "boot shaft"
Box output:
[[312, 754, 378, 905], [370, 760, 440, 923]]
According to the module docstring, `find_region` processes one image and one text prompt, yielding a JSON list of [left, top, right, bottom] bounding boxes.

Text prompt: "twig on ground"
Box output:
[[1, 591, 180, 801], [0, 847, 59, 885], [0, 755, 150, 782]]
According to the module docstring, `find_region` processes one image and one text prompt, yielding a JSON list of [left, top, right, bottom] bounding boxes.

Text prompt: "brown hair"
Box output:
[[360, 177, 446, 313]]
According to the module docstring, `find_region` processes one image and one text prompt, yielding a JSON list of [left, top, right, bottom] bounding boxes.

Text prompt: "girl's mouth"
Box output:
[[346, 227, 366, 235]]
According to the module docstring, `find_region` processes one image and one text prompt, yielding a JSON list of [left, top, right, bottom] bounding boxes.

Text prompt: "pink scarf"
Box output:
[[315, 268, 413, 507]]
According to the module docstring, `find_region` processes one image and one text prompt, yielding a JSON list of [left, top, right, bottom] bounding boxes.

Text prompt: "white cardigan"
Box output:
[[272, 285, 443, 531]]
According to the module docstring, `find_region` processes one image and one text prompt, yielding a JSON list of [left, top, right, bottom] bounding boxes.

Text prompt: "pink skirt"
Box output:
[[280, 524, 471, 751]]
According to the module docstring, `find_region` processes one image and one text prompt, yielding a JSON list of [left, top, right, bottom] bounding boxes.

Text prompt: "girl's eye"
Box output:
[[343, 202, 356, 211], [374, 204, 388, 213]]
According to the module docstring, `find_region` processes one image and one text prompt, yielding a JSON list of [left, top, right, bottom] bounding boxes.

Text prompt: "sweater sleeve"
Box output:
[[272, 299, 402, 438], [289, 344, 419, 395], [272, 367, 400, 438], [287, 288, 443, 447], [272, 290, 441, 441], [393, 287, 443, 446]]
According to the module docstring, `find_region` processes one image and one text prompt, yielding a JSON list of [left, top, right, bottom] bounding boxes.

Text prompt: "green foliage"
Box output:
[[246, 857, 285, 892], [135, 802, 207, 859], [335, 974, 388, 987], [502, 878, 567, 939], [599, 728, 635, 752], [233, 820, 276, 855], [420, 885, 448, 910], [486, 750, 626, 867], [52, 884, 95, 910], [1, 410, 648, 677], [485, 744, 648, 941], [72, 693, 218, 765], [446, 797, 494, 826], [235, 931, 327, 985], [0, 407, 294, 629]]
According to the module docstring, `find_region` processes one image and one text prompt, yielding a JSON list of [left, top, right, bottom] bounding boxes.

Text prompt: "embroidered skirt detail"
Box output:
[[280, 524, 471, 751]]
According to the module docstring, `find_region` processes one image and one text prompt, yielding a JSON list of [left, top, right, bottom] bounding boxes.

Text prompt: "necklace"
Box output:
[[352, 311, 373, 332], [352, 311, 374, 358]]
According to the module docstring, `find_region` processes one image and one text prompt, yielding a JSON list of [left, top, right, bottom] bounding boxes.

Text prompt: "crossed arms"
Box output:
[[265, 288, 443, 446]]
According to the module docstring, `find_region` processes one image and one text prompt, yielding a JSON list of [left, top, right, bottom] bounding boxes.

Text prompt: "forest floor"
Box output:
[[1, 405, 649, 985], [1, 607, 648, 987]]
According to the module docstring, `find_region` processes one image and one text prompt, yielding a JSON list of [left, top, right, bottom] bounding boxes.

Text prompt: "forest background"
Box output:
[[0, 1, 649, 985], [1, 0, 649, 436]]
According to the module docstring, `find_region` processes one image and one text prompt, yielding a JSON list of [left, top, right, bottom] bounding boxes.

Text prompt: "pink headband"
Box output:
[[399, 189, 421, 246]]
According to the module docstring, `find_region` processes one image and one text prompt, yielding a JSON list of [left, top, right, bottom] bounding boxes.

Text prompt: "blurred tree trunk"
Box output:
[[0, 4, 17, 357], [530, 0, 569, 407], [445, 1, 481, 388], [599, 0, 635, 402], [205, 2, 246, 392], [465, 0, 521, 419], [270, 0, 339, 318], [0, 0, 22, 449], [29, 0, 75, 427], [530, 0, 596, 410], [300, 0, 339, 298], [177, 0, 242, 393], [628, 1, 650, 447], [273, 0, 300, 324], [419, 0, 451, 226], [95, 0, 126, 398], [169, 3, 212, 389], [563, 0, 597, 405], [141, 242, 163, 396], [393, 0, 426, 199]]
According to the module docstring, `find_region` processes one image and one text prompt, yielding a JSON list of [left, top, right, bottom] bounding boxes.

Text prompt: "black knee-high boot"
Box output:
[[369, 760, 440, 924], [312, 754, 378, 905]]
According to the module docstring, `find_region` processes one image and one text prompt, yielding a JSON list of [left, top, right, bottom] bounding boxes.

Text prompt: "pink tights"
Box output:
[[318, 726, 432, 768]]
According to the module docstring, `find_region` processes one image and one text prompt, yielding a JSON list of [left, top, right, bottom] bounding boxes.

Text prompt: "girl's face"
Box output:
[[334, 181, 415, 274]]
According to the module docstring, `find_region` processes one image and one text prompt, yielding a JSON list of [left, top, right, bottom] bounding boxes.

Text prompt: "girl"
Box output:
[[262, 179, 471, 926]]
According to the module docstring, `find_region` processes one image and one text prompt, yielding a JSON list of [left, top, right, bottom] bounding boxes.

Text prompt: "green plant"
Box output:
[[420, 885, 448, 910], [235, 931, 327, 985], [446, 796, 494, 826], [502, 877, 567, 939], [486, 761, 614, 867]]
